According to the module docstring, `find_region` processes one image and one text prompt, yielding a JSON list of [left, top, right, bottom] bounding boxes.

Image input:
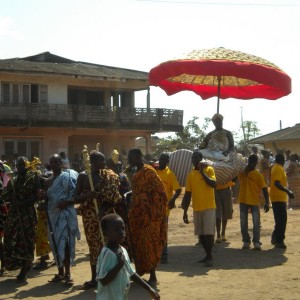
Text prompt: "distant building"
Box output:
[[249, 123, 300, 154], [0, 52, 183, 163]]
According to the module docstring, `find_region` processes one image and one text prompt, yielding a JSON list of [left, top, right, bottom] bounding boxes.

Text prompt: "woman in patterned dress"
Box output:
[[0, 162, 8, 275], [127, 148, 167, 288], [3, 157, 41, 282]]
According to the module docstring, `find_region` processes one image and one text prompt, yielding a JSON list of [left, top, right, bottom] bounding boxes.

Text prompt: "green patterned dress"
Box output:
[[3, 171, 39, 270]]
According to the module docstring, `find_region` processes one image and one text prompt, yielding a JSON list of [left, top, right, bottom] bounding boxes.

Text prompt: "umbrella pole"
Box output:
[[217, 77, 221, 114]]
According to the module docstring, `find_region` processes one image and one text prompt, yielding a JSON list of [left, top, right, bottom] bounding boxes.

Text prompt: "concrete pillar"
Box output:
[[130, 91, 135, 108], [103, 89, 111, 107], [144, 134, 152, 154], [147, 88, 150, 109]]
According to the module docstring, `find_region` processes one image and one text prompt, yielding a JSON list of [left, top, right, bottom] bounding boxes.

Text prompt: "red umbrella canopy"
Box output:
[[149, 47, 291, 101]]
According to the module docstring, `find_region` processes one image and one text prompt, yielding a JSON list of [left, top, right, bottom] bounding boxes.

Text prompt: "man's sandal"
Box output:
[[48, 274, 64, 283], [63, 275, 74, 286], [79, 280, 97, 290], [16, 274, 27, 283], [215, 237, 222, 243], [221, 235, 228, 241]]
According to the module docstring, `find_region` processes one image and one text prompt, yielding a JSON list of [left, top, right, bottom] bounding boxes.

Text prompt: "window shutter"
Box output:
[[1, 83, 10, 104], [40, 84, 48, 103], [22, 84, 30, 103], [12, 84, 20, 104]]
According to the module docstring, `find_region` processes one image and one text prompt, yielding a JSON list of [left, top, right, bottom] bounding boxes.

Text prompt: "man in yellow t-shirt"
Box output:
[[157, 153, 182, 264], [238, 154, 269, 250], [181, 150, 216, 267], [270, 153, 294, 249]]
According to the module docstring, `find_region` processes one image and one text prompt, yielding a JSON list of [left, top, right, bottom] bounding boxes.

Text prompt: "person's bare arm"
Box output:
[[99, 253, 125, 286], [274, 180, 294, 199], [199, 164, 216, 188], [57, 174, 95, 209], [181, 191, 191, 224], [168, 188, 182, 209], [262, 187, 270, 212], [200, 131, 213, 149]]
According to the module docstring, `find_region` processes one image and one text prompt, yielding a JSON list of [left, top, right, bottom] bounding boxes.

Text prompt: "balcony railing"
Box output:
[[0, 103, 183, 132]]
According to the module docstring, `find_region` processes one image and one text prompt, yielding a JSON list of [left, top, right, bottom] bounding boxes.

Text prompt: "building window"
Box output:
[[2, 138, 42, 161], [40, 84, 48, 103], [68, 88, 104, 106], [22, 84, 30, 103], [86, 91, 104, 106], [31, 84, 39, 103], [12, 84, 20, 104], [4, 141, 14, 156], [2, 83, 10, 104], [31, 141, 40, 157], [17, 141, 27, 156], [0, 82, 48, 104]]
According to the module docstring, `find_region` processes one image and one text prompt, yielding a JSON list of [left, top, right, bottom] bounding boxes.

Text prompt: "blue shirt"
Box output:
[[96, 246, 135, 300]]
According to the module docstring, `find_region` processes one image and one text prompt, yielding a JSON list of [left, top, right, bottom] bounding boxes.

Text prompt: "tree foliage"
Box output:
[[152, 117, 261, 158], [236, 120, 261, 154]]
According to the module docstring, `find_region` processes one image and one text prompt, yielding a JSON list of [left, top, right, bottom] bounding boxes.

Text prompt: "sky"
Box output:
[[0, 0, 299, 139]]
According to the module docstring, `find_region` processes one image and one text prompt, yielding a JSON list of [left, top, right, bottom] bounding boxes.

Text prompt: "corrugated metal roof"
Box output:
[[0, 52, 149, 81], [249, 123, 300, 143]]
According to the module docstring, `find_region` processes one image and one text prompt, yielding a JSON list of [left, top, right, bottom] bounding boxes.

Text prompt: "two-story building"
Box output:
[[0, 52, 183, 164]]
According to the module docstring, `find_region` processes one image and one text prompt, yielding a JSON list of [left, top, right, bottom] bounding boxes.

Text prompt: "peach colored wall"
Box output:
[[44, 133, 69, 161], [0, 127, 151, 164]]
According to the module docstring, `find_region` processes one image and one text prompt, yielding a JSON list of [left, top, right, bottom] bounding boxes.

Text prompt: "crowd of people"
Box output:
[[0, 115, 298, 299], [0, 148, 166, 299]]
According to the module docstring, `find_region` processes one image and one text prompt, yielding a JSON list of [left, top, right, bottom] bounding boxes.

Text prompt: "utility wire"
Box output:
[[137, 0, 300, 7]]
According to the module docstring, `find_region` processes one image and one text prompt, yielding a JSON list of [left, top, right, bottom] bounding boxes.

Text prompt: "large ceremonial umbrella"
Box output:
[[149, 47, 291, 113]]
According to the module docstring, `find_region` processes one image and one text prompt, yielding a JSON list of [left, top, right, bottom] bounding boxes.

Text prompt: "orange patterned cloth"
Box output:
[[81, 202, 102, 265], [35, 210, 51, 257], [128, 164, 168, 275], [79, 169, 121, 265]]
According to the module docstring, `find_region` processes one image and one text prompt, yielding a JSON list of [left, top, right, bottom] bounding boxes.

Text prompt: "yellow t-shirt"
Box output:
[[238, 169, 267, 206], [270, 163, 288, 202], [157, 166, 181, 216], [185, 166, 216, 211]]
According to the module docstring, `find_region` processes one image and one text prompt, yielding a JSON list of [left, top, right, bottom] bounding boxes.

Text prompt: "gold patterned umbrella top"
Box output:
[[168, 73, 258, 87], [172, 47, 282, 71]]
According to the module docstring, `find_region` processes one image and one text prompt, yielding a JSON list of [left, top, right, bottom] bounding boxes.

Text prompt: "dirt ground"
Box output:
[[1, 200, 300, 300]]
